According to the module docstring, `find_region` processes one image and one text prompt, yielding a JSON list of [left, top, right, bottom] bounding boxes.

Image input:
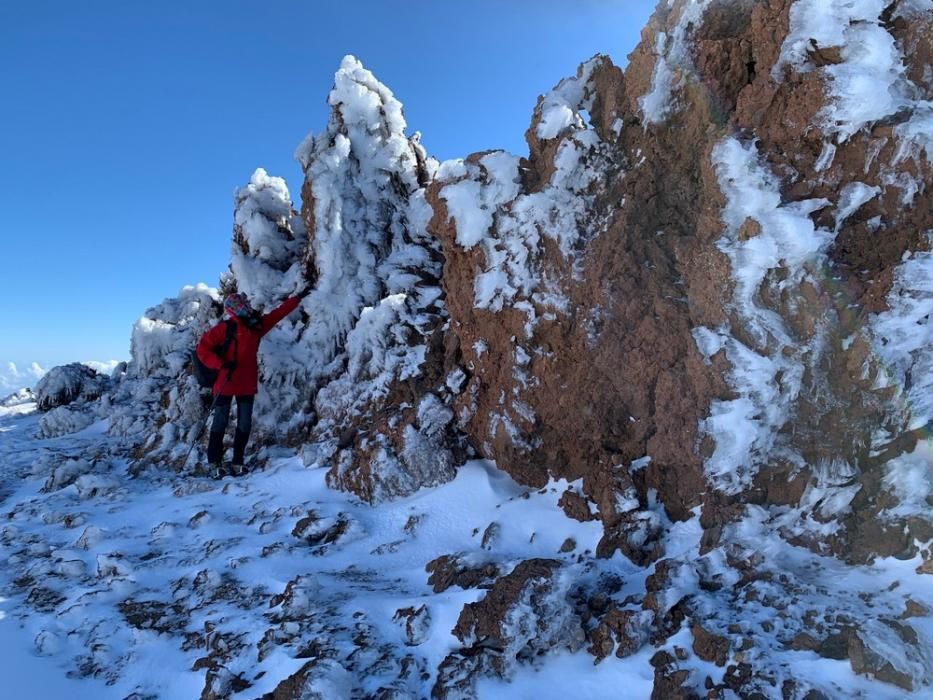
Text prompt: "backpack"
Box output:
[[192, 320, 237, 388]]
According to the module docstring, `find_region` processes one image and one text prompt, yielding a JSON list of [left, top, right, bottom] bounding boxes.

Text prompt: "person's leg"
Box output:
[[232, 395, 254, 469], [207, 395, 232, 466]]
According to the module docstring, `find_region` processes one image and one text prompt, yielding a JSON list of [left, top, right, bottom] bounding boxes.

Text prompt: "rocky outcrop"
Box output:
[[0, 387, 35, 408], [428, 53, 727, 541], [429, 0, 933, 572], [285, 56, 467, 502], [106, 59, 467, 500], [433, 559, 583, 698], [35, 363, 107, 412], [110, 1, 931, 565]]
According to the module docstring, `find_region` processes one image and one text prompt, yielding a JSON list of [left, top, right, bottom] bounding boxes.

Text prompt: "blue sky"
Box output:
[[0, 0, 654, 386]]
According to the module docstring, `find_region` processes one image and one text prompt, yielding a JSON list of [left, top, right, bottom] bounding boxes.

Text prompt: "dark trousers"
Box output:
[[207, 394, 254, 464]]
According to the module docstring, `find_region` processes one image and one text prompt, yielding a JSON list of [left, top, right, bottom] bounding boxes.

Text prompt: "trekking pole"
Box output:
[[182, 373, 230, 470]]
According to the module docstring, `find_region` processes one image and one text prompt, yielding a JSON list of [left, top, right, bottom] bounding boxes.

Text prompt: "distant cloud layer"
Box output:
[[0, 360, 120, 396]]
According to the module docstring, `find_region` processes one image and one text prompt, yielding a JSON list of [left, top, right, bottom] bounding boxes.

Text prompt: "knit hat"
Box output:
[[223, 292, 252, 319]]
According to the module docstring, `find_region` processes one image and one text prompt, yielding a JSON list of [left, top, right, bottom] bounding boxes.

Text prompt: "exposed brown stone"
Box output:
[[558, 489, 598, 522], [433, 559, 580, 698], [587, 607, 651, 662], [691, 622, 730, 666], [425, 554, 500, 593], [848, 629, 915, 691], [259, 660, 317, 700], [650, 649, 700, 700], [450, 559, 562, 647], [902, 599, 930, 619], [393, 604, 431, 646]]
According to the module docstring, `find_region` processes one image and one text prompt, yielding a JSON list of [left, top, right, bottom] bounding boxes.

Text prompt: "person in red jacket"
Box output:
[[196, 290, 307, 476]]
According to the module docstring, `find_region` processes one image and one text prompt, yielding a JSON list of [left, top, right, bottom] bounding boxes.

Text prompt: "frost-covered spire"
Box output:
[[290, 54, 441, 383], [229, 168, 305, 310]]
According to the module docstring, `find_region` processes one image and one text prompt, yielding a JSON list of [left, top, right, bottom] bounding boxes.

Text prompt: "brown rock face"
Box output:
[[423, 0, 933, 570], [428, 53, 731, 560], [415, 2, 931, 693]]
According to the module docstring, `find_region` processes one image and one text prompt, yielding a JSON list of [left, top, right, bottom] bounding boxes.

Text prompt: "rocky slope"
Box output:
[[3, 0, 933, 698]]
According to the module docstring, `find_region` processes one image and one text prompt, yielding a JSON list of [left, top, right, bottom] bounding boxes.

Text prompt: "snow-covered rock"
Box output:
[[37, 406, 94, 438], [34, 363, 107, 412]]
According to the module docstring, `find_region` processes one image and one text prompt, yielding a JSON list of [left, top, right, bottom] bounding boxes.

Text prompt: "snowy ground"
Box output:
[[0, 405, 930, 698], [0, 404, 636, 698]]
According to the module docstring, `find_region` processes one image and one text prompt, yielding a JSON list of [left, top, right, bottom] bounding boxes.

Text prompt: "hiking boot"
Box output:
[[232, 429, 250, 466], [209, 462, 227, 479], [230, 463, 247, 477]]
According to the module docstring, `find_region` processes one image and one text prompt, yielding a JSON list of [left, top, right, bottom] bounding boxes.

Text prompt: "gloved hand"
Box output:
[[297, 283, 313, 299]]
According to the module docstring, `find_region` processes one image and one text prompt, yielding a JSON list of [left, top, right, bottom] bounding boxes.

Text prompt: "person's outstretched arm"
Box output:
[[259, 292, 307, 336]]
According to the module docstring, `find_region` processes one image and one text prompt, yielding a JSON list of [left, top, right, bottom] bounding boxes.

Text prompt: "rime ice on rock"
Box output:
[[292, 55, 441, 382], [285, 55, 456, 499], [697, 137, 834, 494], [229, 168, 305, 310], [638, 0, 714, 125], [35, 363, 108, 412], [438, 56, 617, 324], [105, 283, 222, 455], [104, 57, 458, 495]]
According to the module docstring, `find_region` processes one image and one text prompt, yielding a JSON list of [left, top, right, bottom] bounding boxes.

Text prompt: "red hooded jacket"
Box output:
[[196, 296, 301, 396]]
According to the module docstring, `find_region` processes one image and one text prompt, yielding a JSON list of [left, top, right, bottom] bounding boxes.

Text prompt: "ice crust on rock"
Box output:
[[229, 167, 305, 311], [779, 0, 933, 167], [34, 363, 108, 412], [871, 236, 933, 520], [639, 0, 713, 125], [697, 137, 833, 493], [872, 237, 933, 433], [281, 55, 443, 403], [439, 60, 616, 323], [535, 56, 601, 139], [37, 406, 94, 438]]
